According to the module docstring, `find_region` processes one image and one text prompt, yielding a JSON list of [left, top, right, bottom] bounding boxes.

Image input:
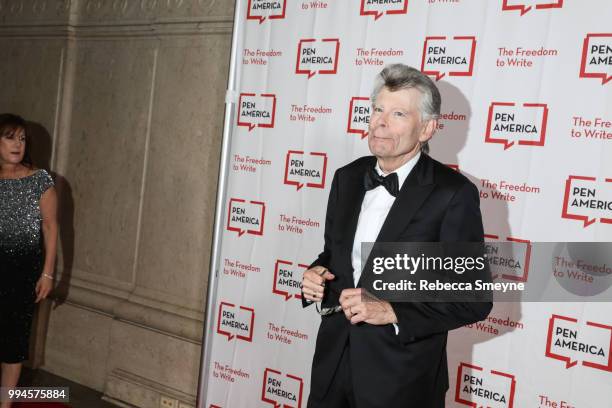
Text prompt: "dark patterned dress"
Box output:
[[0, 169, 54, 363]]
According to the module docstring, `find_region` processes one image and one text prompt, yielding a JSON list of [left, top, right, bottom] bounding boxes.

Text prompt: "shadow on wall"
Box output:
[[427, 82, 522, 404], [25, 121, 75, 370], [435, 81, 522, 339]]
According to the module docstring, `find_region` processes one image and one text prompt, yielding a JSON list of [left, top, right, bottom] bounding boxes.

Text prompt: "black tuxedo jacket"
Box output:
[[303, 153, 492, 408]]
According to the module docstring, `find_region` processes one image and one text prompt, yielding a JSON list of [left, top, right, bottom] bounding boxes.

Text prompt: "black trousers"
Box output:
[[306, 343, 447, 408], [307, 344, 357, 408]]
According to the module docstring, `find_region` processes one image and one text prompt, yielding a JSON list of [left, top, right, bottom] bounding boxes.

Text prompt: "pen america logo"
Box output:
[[227, 198, 266, 237], [360, 0, 408, 21], [421, 36, 476, 81], [273, 260, 306, 301], [455, 362, 516, 407], [484, 235, 531, 282], [485, 102, 548, 150], [295, 39, 340, 78], [284, 151, 328, 190], [579, 33, 612, 85], [262, 368, 303, 408], [546, 315, 612, 372], [237, 93, 276, 131], [561, 176, 612, 227], [216, 301, 255, 342], [247, 0, 286, 23], [347, 97, 370, 139], [501, 0, 563, 16]]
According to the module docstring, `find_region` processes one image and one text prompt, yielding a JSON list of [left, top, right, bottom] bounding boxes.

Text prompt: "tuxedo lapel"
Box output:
[[343, 177, 366, 250], [337, 158, 372, 285]]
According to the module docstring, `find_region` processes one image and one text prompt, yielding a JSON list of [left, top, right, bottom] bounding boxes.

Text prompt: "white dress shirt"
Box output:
[[350, 152, 421, 334], [351, 152, 421, 284]]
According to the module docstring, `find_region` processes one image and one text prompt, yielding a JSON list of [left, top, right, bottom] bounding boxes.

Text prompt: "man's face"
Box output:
[[0, 127, 26, 165], [368, 87, 434, 165]]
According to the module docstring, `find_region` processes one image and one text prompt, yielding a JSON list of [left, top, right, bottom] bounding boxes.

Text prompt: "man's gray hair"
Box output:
[[371, 64, 441, 154]]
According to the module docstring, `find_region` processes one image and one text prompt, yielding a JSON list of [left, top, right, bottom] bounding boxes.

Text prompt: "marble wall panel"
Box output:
[[65, 40, 155, 285], [43, 302, 112, 390], [106, 319, 202, 396], [133, 36, 230, 312]]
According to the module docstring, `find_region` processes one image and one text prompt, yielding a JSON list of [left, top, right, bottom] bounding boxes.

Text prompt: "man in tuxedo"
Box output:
[[301, 64, 492, 408]]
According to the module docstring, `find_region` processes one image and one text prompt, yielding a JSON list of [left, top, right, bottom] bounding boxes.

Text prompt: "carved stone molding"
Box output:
[[105, 368, 196, 408], [0, 0, 72, 21], [0, 0, 233, 28], [0, 0, 233, 38], [74, 0, 233, 23], [112, 0, 128, 15], [0, 20, 232, 39], [63, 275, 204, 342]]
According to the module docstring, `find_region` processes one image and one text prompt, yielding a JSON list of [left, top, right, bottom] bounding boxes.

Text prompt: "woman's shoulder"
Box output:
[[28, 167, 46, 178], [31, 168, 55, 191]]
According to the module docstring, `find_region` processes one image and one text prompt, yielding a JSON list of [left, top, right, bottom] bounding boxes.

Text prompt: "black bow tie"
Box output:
[[364, 166, 399, 197]]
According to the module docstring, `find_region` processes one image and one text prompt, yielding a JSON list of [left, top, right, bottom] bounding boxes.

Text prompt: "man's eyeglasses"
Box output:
[[314, 283, 343, 316]]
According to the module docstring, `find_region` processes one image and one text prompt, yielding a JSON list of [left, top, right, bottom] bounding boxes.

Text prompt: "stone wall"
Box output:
[[0, 1, 234, 406]]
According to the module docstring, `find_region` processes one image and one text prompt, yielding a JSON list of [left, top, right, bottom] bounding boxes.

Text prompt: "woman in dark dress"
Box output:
[[0, 113, 57, 406]]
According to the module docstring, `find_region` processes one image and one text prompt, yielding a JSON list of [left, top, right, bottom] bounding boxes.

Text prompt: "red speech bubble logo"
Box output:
[[284, 151, 328, 190], [421, 36, 476, 81], [446, 164, 460, 172], [295, 39, 340, 78], [455, 362, 516, 408], [347, 97, 370, 139], [247, 0, 287, 24], [546, 315, 612, 372], [579, 33, 612, 85], [261, 368, 303, 408], [359, 0, 408, 20], [227, 198, 266, 237], [216, 301, 255, 342], [485, 102, 548, 150], [237, 93, 277, 131], [484, 235, 531, 282], [502, 0, 563, 16], [273, 260, 307, 301], [561, 176, 612, 228], [209, 405, 222, 408], [583, 321, 612, 371]]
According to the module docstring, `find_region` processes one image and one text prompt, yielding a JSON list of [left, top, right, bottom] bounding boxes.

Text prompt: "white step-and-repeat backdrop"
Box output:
[[204, 1, 611, 406]]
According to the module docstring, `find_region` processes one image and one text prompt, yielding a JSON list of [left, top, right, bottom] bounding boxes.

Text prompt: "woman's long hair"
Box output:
[[0, 113, 33, 168]]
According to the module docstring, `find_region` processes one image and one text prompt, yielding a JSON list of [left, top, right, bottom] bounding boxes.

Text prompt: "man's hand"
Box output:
[[302, 266, 335, 302], [339, 288, 398, 325]]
